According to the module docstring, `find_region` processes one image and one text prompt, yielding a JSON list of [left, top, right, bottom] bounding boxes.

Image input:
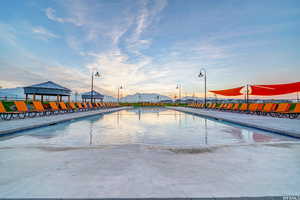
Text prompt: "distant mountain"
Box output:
[[181, 96, 203, 101], [120, 93, 172, 102]]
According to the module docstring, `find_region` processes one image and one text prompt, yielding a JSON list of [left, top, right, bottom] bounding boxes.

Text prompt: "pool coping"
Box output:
[[0, 107, 132, 136], [167, 106, 300, 139]]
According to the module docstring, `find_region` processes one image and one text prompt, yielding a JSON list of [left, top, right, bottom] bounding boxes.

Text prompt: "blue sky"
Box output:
[[0, 0, 299, 98]]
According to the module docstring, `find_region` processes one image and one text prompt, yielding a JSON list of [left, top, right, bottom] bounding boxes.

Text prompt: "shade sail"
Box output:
[[250, 82, 300, 96], [209, 86, 244, 96]]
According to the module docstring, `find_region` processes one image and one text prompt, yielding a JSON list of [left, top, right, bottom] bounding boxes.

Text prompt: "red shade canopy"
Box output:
[[250, 82, 300, 96], [209, 86, 244, 96]]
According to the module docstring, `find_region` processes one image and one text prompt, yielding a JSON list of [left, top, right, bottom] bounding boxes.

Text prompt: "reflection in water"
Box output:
[[204, 119, 208, 145], [0, 108, 296, 147]]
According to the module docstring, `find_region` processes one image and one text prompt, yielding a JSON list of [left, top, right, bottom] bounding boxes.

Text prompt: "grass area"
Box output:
[[119, 102, 188, 107]]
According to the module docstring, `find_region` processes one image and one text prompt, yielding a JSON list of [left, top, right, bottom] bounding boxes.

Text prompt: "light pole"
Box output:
[[176, 84, 181, 103], [198, 68, 207, 108], [91, 71, 100, 103], [117, 85, 123, 103]]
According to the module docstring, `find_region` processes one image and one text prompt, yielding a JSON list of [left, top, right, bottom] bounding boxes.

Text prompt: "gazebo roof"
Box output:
[[24, 81, 71, 96], [82, 90, 104, 99]]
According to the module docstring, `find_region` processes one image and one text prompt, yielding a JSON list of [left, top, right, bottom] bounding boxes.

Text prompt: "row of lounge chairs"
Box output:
[[0, 101, 120, 120], [187, 102, 300, 119]]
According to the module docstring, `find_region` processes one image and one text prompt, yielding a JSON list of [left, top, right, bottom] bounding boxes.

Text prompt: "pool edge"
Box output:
[[167, 106, 300, 139], [0, 107, 132, 136]]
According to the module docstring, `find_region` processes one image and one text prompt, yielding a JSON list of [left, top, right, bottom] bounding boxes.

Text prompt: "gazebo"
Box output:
[[81, 90, 104, 102], [24, 81, 72, 102]]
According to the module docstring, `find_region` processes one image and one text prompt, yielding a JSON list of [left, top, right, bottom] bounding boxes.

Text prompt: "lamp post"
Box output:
[[198, 68, 207, 108], [117, 85, 123, 103], [91, 71, 100, 103], [176, 84, 181, 103]]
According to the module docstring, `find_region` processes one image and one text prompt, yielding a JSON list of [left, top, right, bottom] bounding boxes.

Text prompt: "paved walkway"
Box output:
[[168, 107, 300, 138], [0, 107, 131, 135]]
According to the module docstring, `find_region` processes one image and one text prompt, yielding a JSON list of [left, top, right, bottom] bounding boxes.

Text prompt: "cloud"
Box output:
[[126, 0, 168, 55], [32, 26, 59, 39], [45, 7, 83, 26]]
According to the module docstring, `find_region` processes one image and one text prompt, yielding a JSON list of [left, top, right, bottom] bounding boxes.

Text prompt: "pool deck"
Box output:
[[1, 143, 300, 198], [168, 106, 300, 139], [0, 107, 131, 135], [1, 106, 300, 198]]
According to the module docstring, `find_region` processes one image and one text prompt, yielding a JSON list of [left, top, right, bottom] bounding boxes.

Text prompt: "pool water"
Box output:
[[0, 107, 296, 147]]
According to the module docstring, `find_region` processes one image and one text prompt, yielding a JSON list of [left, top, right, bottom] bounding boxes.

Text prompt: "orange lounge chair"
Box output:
[[223, 103, 233, 111], [219, 103, 228, 110], [283, 103, 300, 119], [87, 102, 94, 109], [99, 102, 105, 108], [0, 101, 20, 120], [271, 103, 292, 118], [231, 103, 240, 111], [260, 103, 276, 115], [256, 103, 264, 113], [239, 103, 248, 112], [210, 103, 217, 109], [82, 102, 89, 110], [219, 103, 227, 110], [59, 102, 73, 112], [216, 104, 223, 109], [76, 102, 83, 109], [14, 101, 39, 118], [49, 102, 61, 114], [247, 103, 258, 114], [205, 103, 211, 109], [32, 101, 50, 116], [68, 102, 78, 111]]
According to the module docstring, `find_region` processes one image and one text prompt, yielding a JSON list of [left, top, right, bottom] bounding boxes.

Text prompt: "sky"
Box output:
[[0, 0, 299, 98]]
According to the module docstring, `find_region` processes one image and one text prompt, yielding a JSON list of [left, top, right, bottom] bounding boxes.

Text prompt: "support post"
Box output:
[[41, 95, 44, 102], [246, 84, 249, 110], [91, 72, 94, 103], [118, 87, 120, 103], [204, 73, 207, 108]]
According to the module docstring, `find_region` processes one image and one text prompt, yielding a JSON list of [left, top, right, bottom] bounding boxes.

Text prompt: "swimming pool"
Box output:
[[0, 107, 296, 147]]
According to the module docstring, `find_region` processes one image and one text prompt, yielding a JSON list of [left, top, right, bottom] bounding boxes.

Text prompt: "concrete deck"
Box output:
[[0, 107, 299, 198], [167, 107, 300, 138], [0, 107, 131, 135], [1, 143, 300, 198]]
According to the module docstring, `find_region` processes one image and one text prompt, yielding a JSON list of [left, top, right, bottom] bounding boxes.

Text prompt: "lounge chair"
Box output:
[[231, 103, 240, 112], [59, 102, 73, 112], [284, 103, 300, 119], [259, 103, 276, 115], [87, 102, 94, 110], [239, 103, 248, 112], [0, 101, 20, 120], [223, 103, 233, 111], [76, 102, 86, 111], [14, 101, 39, 118], [210, 103, 217, 109], [68, 102, 78, 111], [248, 104, 258, 114], [32, 101, 50, 116], [49, 102, 61, 114], [82, 102, 89, 110]]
